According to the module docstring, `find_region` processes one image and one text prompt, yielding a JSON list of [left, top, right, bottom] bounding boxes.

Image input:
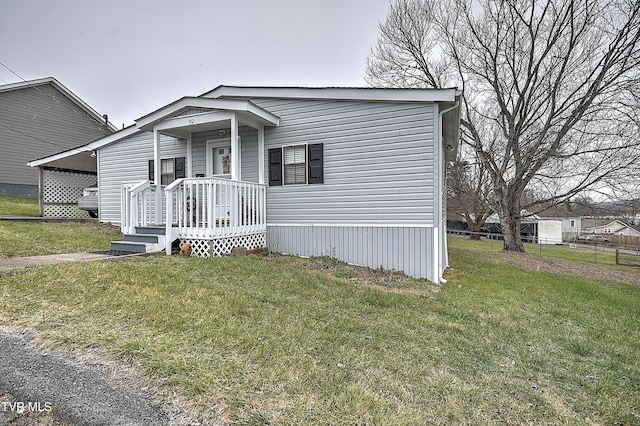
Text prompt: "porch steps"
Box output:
[[111, 226, 166, 254]]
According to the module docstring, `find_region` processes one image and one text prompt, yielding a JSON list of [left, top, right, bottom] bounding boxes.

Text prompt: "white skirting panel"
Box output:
[[181, 232, 266, 257], [42, 168, 96, 219], [267, 225, 435, 280]]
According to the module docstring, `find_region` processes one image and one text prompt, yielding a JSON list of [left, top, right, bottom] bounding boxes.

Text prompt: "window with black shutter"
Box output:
[[148, 157, 186, 185], [270, 143, 323, 186], [307, 143, 323, 184]]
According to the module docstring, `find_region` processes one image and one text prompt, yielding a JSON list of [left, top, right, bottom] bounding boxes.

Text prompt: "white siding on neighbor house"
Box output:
[[252, 98, 437, 225], [268, 225, 435, 279], [98, 132, 185, 224]]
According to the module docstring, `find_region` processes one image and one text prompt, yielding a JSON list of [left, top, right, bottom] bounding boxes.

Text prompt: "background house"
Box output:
[[581, 218, 640, 238], [533, 206, 583, 241], [0, 77, 114, 199]]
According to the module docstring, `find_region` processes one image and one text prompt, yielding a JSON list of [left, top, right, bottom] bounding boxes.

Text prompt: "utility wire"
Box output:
[[0, 61, 111, 131], [0, 62, 112, 150]]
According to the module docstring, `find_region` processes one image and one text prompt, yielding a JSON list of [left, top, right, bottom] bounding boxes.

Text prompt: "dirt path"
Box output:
[[0, 330, 203, 426]]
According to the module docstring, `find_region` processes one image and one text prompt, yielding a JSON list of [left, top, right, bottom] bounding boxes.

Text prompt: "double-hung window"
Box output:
[[283, 145, 307, 185], [148, 157, 186, 185], [268, 143, 323, 186]]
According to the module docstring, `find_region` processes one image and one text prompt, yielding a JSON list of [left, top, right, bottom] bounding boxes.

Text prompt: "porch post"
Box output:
[[258, 124, 265, 184], [186, 134, 193, 177], [231, 115, 240, 181], [153, 128, 162, 224]]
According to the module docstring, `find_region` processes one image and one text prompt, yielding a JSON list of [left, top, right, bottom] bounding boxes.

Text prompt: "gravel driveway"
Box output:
[[0, 330, 201, 426]]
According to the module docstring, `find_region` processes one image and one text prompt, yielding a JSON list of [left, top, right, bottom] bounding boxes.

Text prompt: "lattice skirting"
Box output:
[[42, 168, 96, 219], [180, 233, 267, 257]]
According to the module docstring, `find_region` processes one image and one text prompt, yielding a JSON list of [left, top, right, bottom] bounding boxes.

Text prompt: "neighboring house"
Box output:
[[534, 206, 583, 241], [582, 219, 640, 237], [484, 210, 563, 244], [0, 77, 114, 200], [29, 85, 461, 282]]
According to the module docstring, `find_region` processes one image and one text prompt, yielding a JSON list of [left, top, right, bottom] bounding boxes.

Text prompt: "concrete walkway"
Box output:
[[0, 252, 119, 270], [0, 215, 95, 222]]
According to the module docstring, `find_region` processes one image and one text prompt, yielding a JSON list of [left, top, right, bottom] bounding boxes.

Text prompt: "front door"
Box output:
[[205, 139, 232, 222], [214, 146, 231, 176], [206, 139, 232, 177]]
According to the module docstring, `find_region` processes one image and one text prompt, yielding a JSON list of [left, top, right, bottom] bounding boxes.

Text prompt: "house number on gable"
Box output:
[[188, 118, 195, 125]]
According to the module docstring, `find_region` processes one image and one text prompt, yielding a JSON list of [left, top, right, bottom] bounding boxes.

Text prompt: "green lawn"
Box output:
[[0, 194, 39, 217], [0, 245, 638, 424], [0, 221, 122, 257]]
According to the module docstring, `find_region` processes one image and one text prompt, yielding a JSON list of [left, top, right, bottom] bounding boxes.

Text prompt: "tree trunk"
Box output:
[[468, 222, 482, 240], [500, 205, 525, 252]]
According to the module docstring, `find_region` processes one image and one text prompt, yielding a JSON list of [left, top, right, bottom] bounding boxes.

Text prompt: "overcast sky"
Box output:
[[0, 0, 390, 127]]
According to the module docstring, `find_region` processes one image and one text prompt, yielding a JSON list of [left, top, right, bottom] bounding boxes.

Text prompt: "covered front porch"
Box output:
[[118, 97, 279, 256]]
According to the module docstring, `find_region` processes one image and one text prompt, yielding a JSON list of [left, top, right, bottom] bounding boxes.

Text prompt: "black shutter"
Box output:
[[175, 157, 186, 179], [308, 143, 324, 184], [148, 160, 154, 182], [268, 148, 282, 186]]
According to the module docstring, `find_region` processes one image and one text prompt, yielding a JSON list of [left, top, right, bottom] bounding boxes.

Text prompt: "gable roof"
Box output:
[[29, 84, 462, 169], [0, 77, 117, 133], [135, 97, 280, 132]]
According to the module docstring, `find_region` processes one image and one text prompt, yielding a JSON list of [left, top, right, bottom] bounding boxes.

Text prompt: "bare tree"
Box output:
[[367, 0, 640, 251], [447, 153, 493, 240]]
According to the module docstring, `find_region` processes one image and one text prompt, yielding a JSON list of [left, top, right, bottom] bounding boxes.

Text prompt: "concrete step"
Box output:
[[123, 234, 160, 243], [111, 231, 166, 254], [110, 241, 147, 253], [134, 226, 165, 235]]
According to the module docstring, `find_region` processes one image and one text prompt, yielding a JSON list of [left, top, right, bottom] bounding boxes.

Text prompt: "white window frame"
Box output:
[[283, 143, 308, 185], [569, 219, 576, 228], [160, 158, 175, 186]]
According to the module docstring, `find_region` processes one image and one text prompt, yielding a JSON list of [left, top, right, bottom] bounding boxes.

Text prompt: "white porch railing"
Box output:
[[121, 180, 159, 234], [165, 177, 266, 249]]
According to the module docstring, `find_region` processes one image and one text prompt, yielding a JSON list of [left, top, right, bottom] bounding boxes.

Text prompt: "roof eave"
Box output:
[[136, 97, 280, 132], [203, 85, 459, 103]]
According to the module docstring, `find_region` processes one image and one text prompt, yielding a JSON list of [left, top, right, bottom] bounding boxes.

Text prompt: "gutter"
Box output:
[[436, 99, 460, 284]]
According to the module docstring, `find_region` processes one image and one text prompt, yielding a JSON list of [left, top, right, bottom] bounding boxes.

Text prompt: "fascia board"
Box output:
[[137, 98, 279, 131], [205, 85, 458, 103]]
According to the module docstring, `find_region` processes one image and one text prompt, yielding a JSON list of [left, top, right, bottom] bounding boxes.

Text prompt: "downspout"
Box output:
[[437, 99, 460, 284]]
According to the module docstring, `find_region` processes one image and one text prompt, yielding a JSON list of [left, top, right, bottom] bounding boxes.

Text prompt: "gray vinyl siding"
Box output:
[[190, 127, 259, 182], [252, 98, 436, 225], [0, 84, 105, 193], [99, 132, 184, 224], [267, 225, 435, 279]]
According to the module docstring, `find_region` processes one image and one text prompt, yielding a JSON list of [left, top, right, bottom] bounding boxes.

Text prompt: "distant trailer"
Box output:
[[537, 220, 563, 245]]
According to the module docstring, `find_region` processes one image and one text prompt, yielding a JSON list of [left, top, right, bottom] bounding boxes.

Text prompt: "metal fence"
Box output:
[[616, 249, 640, 267], [448, 230, 640, 264]]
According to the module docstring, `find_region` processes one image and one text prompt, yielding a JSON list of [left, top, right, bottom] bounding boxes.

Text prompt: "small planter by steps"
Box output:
[[111, 226, 166, 254]]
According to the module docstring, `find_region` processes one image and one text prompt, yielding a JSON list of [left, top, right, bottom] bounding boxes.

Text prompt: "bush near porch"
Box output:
[[0, 241, 638, 424]]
